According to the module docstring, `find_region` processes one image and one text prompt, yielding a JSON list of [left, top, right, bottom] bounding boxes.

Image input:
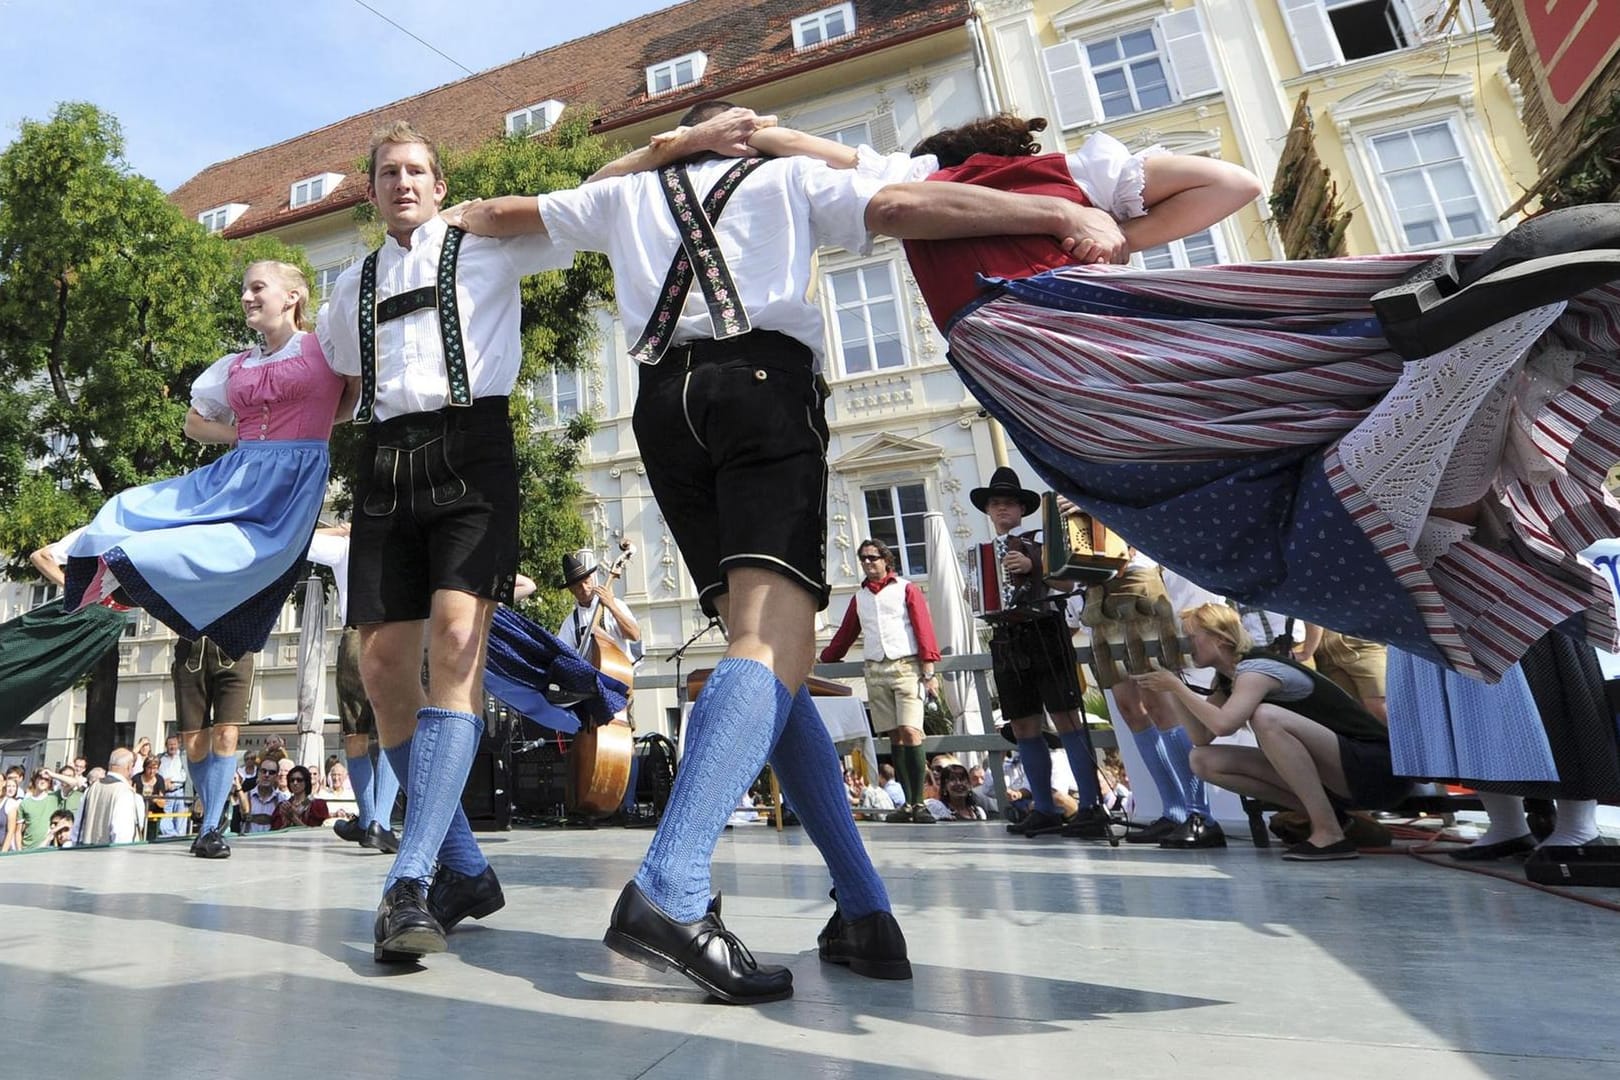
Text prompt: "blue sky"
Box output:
[[0, 0, 679, 191]]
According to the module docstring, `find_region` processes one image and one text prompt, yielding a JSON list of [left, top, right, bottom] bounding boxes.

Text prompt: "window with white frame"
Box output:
[[646, 52, 707, 96], [314, 263, 347, 301], [822, 113, 900, 153], [1088, 28, 1174, 119], [538, 368, 581, 423], [864, 483, 929, 577], [507, 99, 565, 136], [827, 262, 905, 376], [1134, 226, 1226, 270], [1280, 0, 1487, 72], [1368, 120, 1490, 248], [290, 173, 341, 209], [793, 3, 855, 50], [198, 203, 246, 233], [1042, 7, 1219, 129], [30, 583, 59, 609]]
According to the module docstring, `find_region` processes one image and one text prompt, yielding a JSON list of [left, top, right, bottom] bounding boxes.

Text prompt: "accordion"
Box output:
[[970, 534, 1045, 622], [1041, 493, 1129, 585]]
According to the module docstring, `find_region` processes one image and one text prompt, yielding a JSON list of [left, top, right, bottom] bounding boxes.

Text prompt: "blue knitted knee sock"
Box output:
[[1161, 726, 1210, 817], [372, 745, 401, 831], [1131, 726, 1188, 823], [635, 658, 789, 922], [205, 752, 238, 834], [384, 709, 488, 890], [186, 755, 212, 831], [347, 751, 375, 829], [1017, 738, 1057, 815], [770, 687, 890, 920], [1059, 730, 1102, 808]]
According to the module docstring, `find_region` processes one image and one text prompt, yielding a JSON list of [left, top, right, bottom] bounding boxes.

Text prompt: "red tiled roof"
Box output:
[[170, 0, 971, 239]]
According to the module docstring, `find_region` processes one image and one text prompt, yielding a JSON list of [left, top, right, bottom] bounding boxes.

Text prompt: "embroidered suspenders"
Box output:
[[353, 225, 470, 423], [628, 158, 765, 364]]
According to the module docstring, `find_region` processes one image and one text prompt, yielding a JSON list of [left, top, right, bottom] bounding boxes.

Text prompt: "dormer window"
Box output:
[[198, 203, 248, 233], [793, 3, 856, 50], [646, 51, 707, 96], [290, 172, 343, 209], [507, 99, 566, 136]]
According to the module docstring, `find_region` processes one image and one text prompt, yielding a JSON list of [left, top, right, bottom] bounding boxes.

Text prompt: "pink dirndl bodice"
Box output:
[[228, 333, 344, 442]]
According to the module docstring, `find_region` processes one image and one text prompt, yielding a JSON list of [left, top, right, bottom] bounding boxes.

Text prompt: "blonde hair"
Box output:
[[366, 120, 444, 184], [1180, 603, 1253, 655], [245, 260, 313, 331]]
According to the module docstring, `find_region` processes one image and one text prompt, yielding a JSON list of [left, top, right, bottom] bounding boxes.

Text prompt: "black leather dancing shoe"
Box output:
[[363, 821, 401, 854], [191, 829, 231, 860], [817, 891, 912, 980], [1373, 205, 1620, 360], [374, 878, 446, 963], [1449, 834, 1535, 861], [1159, 811, 1227, 849], [604, 881, 793, 1005], [1124, 816, 1180, 844], [428, 863, 506, 931], [1020, 808, 1066, 837], [1060, 805, 1114, 840], [332, 816, 366, 843]]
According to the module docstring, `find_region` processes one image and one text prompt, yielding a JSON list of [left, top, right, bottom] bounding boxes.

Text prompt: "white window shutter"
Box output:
[[869, 111, 900, 154], [1279, 0, 1343, 71], [1042, 40, 1101, 130], [1157, 6, 1221, 101]]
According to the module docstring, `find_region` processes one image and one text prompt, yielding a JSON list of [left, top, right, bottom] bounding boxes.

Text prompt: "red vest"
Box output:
[[903, 153, 1093, 331]]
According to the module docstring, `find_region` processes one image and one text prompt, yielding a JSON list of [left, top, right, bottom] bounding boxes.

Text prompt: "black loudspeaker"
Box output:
[[512, 741, 569, 817], [461, 702, 513, 831]]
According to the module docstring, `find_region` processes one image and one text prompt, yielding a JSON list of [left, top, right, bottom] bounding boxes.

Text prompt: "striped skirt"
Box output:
[[946, 258, 1620, 682]]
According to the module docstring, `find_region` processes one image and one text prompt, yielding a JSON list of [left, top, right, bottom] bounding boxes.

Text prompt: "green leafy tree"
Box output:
[[332, 113, 619, 629]]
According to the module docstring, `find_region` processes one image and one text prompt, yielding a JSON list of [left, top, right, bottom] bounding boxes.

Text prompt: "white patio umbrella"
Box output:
[[293, 574, 328, 771], [922, 511, 987, 739]]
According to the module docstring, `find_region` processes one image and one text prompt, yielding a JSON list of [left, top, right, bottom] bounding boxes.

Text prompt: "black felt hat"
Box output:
[[561, 548, 598, 587], [970, 466, 1041, 516]]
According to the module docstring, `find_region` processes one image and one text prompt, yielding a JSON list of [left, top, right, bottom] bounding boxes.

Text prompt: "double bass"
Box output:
[[569, 540, 636, 817]]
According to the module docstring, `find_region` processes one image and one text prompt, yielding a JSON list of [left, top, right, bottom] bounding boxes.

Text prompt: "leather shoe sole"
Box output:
[[603, 927, 792, 1005], [1450, 834, 1535, 861], [375, 924, 447, 964]]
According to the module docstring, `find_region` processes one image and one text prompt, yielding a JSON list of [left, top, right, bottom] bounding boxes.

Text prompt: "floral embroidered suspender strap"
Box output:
[[353, 226, 471, 422], [628, 159, 765, 364]]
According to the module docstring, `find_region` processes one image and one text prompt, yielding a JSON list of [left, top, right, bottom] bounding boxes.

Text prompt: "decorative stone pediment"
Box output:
[[1050, 0, 1168, 34], [830, 432, 944, 475], [1326, 73, 1475, 128]]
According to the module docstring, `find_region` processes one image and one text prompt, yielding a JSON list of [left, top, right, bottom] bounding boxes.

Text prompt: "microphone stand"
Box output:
[[666, 617, 722, 751]]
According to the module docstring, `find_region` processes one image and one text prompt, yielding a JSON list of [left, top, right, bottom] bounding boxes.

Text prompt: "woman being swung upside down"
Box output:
[[727, 114, 1620, 682]]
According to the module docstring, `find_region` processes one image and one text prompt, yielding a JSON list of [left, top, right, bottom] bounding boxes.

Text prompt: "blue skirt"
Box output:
[[64, 440, 330, 659], [1385, 649, 1558, 783]]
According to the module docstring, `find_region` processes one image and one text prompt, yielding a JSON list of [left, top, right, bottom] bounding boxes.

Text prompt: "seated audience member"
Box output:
[[878, 763, 906, 808], [271, 765, 331, 829], [928, 756, 988, 821], [1002, 747, 1081, 829], [1134, 604, 1412, 861], [73, 748, 149, 845], [46, 809, 75, 848], [237, 760, 287, 834], [849, 771, 896, 814], [132, 755, 167, 842], [2, 775, 21, 851]]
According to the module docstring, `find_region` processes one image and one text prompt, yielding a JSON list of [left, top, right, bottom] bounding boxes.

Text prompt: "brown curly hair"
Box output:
[[912, 115, 1049, 168]]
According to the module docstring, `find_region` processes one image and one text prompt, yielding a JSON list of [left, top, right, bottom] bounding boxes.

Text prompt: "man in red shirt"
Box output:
[[821, 539, 941, 823]]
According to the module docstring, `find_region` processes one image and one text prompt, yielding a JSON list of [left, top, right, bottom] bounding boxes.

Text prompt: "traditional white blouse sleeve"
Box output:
[[854, 145, 936, 183], [189, 353, 239, 423], [1065, 132, 1167, 219]]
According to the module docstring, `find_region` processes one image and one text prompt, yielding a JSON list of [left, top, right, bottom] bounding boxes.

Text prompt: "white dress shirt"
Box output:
[[316, 217, 568, 421], [536, 156, 885, 367], [305, 531, 351, 624], [558, 602, 629, 655]]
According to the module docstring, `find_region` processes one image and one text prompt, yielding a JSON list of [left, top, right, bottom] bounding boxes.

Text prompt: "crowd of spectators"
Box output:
[[1, 735, 359, 853]]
